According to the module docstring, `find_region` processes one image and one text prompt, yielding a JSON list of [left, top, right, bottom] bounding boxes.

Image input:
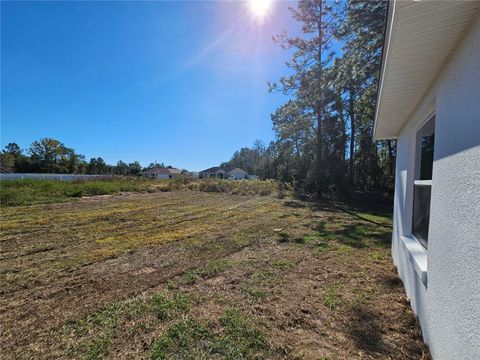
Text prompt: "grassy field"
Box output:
[[0, 178, 280, 206], [0, 188, 429, 359]]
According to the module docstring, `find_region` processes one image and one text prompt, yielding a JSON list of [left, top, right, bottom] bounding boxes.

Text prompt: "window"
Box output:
[[412, 116, 435, 248]]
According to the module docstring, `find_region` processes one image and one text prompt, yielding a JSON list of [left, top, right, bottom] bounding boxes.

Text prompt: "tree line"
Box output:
[[222, 0, 396, 196], [0, 138, 169, 175]]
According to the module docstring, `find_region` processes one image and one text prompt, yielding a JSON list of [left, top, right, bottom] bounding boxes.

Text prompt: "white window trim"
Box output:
[[414, 180, 432, 186], [401, 235, 428, 286], [402, 113, 435, 287]]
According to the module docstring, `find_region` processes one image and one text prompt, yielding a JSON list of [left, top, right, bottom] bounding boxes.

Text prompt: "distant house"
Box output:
[[374, 1, 479, 358], [227, 168, 248, 180], [184, 171, 199, 179], [141, 168, 182, 180], [199, 167, 226, 179]]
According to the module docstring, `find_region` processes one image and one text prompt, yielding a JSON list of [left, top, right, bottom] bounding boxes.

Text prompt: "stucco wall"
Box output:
[[392, 15, 480, 359]]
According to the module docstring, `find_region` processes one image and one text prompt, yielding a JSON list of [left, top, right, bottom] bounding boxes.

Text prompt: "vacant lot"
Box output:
[[0, 190, 429, 359]]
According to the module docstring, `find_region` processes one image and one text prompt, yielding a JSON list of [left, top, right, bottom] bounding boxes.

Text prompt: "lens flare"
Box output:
[[248, 0, 273, 18]]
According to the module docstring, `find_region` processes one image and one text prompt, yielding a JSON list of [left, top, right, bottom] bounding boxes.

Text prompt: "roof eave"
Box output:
[[373, 0, 398, 141]]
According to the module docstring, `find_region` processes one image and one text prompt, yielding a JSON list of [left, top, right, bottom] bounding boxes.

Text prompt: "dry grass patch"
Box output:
[[0, 191, 429, 359]]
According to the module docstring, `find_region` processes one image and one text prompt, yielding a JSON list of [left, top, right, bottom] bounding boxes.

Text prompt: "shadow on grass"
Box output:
[[346, 305, 393, 356], [283, 200, 307, 209], [311, 221, 391, 249], [307, 201, 392, 228], [281, 197, 393, 249], [334, 206, 392, 228], [379, 274, 404, 290]]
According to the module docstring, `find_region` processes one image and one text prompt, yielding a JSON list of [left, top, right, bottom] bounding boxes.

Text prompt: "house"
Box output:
[[227, 167, 248, 180], [141, 168, 182, 180], [188, 171, 200, 179], [374, 1, 480, 359], [199, 167, 226, 179]]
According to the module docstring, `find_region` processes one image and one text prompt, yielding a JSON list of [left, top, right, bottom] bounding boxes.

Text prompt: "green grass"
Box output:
[[0, 178, 157, 206], [175, 259, 232, 287], [369, 251, 384, 261], [178, 270, 200, 285], [150, 318, 214, 360], [151, 292, 190, 320], [323, 284, 341, 310], [85, 335, 110, 360], [65, 292, 191, 358], [201, 259, 231, 278], [270, 259, 294, 269], [242, 287, 268, 302], [150, 308, 269, 360], [214, 308, 269, 358]]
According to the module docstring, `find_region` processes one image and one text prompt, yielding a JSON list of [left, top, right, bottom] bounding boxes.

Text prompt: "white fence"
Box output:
[[0, 173, 115, 181]]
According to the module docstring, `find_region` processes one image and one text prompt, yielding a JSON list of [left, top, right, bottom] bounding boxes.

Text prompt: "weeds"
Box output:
[[150, 318, 213, 360], [316, 242, 332, 253], [188, 179, 279, 197], [151, 292, 189, 320], [150, 308, 269, 360], [1, 178, 283, 207], [2, 190, 423, 359], [336, 244, 353, 254], [369, 251, 383, 261], [179, 270, 200, 285], [271, 259, 294, 269], [323, 284, 341, 310], [243, 287, 268, 301], [277, 232, 290, 243], [175, 259, 231, 287], [201, 259, 231, 278], [64, 292, 190, 357], [0, 178, 156, 206], [85, 335, 110, 360], [253, 269, 276, 286], [214, 308, 269, 358]]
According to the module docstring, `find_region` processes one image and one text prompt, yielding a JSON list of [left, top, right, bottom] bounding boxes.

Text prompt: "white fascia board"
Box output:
[[373, 0, 398, 141]]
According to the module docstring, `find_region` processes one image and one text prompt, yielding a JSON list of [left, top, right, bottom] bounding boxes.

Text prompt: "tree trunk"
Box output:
[[387, 139, 395, 175], [316, 1, 324, 196], [348, 85, 355, 188]]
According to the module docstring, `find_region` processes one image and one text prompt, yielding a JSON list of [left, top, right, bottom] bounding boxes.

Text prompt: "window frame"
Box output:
[[411, 114, 435, 249]]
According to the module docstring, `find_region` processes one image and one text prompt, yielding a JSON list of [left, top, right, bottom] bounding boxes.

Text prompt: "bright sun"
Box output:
[[248, 0, 273, 18]]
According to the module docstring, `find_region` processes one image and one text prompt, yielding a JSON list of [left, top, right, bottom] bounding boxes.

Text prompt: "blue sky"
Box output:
[[1, 1, 299, 171]]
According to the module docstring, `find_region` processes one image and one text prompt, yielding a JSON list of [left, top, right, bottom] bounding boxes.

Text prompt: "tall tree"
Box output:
[[128, 161, 142, 175], [2, 143, 29, 172], [114, 160, 129, 176], [3, 143, 22, 157], [338, 1, 387, 187], [0, 153, 15, 172], [28, 138, 82, 173], [270, 0, 342, 194]]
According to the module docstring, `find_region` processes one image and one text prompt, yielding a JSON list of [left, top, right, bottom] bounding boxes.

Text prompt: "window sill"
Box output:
[[400, 235, 428, 286], [413, 180, 432, 186]]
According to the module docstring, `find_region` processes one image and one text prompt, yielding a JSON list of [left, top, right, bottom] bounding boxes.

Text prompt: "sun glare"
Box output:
[[248, 0, 273, 18]]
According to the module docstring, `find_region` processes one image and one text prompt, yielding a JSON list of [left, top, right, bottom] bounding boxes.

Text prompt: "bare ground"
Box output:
[[0, 191, 430, 359]]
